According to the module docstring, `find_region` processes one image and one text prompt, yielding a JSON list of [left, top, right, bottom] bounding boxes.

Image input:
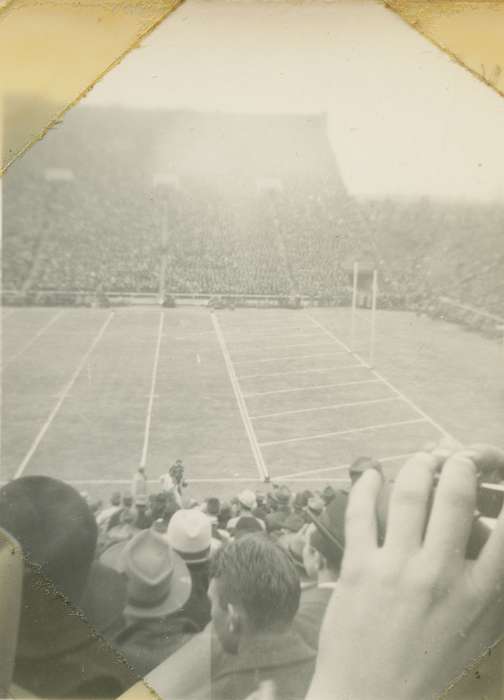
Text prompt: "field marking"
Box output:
[[13, 312, 115, 480], [226, 333, 326, 345], [238, 363, 363, 380], [212, 314, 269, 481], [54, 476, 351, 485], [174, 330, 217, 340], [277, 452, 418, 480], [259, 418, 427, 448], [233, 351, 351, 366], [250, 395, 400, 420], [1, 309, 65, 371], [231, 340, 345, 354], [243, 378, 381, 398], [306, 313, 455, 440], [140, 311, 165, 468]]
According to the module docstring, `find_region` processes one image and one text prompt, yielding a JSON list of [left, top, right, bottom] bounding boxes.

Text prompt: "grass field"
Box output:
[[2, 305, 503, 503]]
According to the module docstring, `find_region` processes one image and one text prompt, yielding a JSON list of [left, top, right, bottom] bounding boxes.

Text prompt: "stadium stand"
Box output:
[[2, 108, 503, 333]]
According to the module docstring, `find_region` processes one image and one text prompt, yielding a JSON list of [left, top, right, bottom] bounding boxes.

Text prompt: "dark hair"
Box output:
[[210, 534, 301, 631], [206, 497, 220, 516], [234, 516, 264, 538], [0, 476, 98, 602]]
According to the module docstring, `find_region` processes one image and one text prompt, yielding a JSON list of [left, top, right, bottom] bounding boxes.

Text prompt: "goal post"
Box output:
[[349, 262, 379, 367]]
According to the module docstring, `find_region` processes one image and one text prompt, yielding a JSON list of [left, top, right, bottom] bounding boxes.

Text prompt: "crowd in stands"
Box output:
[[1, 445, 503, 700], [3, 174, 503, 327]]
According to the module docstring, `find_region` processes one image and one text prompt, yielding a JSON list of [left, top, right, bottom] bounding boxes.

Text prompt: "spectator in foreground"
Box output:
[[130, 444, 503, 700], [0, 476, 138, 698], [111, 529, 198, 677], [208, 534, 316, 700], [167, 509, 213, 630]]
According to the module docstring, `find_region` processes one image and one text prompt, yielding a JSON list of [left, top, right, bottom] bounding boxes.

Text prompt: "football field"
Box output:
[[2, 305, 503, 503]]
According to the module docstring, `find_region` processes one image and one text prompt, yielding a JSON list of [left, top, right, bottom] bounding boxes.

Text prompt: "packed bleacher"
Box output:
[[1, 445, 503, 700], [3, 173, 503, 323]]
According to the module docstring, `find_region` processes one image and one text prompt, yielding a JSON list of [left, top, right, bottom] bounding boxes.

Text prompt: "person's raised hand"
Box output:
[[307, 450, 504, 700]]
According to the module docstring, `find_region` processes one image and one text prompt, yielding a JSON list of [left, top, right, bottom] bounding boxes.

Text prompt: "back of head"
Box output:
[[0, 476, 98, 602], [206, 497, 220, 517], [234, 516, 264, 539], [210, 534, 300, 633]]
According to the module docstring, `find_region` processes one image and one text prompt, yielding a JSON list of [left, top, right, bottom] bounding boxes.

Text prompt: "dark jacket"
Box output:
[[78, 560, 127, 637], [185, 561, 211, 630], [265, 507, 292, 533], [14, 570, 138, 698], [293, 585, 333, 650], [211, 627, 316, 700], [113, 614, 199, 677]]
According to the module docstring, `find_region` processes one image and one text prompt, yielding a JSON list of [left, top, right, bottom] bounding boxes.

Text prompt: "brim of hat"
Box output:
[[99, 540, 129, 573], [124, 550, 192, 619]]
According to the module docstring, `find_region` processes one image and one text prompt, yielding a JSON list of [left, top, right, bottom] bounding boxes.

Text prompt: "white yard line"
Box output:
[[244, 378, 381, 398], [64, 477, 266, 485], [259, 418, 427, 448], [13, 312, 114, 479], [232, 340, 344, 354], [233, 351, 351, 365], [212, 314, 269, 481], [1, 309, 65, 371], [53, 476, 352, 485], [140, 311, 165, 468], [226, 333, 326, 345], [251, 395, 400, 420], [174, 330, 217, 340], [238, 363, 363, 380], [306, 313, 455, 440], [277, 452, 418, 480]]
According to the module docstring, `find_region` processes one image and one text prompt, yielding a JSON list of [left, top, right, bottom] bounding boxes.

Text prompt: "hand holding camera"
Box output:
[[307, 447, 504, 700]]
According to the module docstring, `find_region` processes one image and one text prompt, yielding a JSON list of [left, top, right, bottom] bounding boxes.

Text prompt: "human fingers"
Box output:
[[423, 454, 477, 566], [344, 468, 382, 560], [384, 452, 438, 556]]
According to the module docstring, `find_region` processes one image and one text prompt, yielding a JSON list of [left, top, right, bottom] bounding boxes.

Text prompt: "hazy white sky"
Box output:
[[84, 0, 504, 201]]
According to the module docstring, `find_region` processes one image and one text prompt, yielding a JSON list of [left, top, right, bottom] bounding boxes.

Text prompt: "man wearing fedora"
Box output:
[[226, 490, 265, 534], [166, 509, 214, 630], [111, 528, 200, 676]]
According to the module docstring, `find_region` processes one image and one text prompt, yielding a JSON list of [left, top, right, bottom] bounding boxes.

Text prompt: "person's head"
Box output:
[[321, 485, 336, 505], [123, 494, 134, 508], [206, 497, 220, 517], [0, 476, 98, 602], [349, 457, 383, 486], [234, 516, 264, 539], [110, 491, 121, 507], [120, 530, 191, 622], [209, 534, 301, 653], [273, 486, 291, 510], [166, 509, 212, 564], [135, 494, 148, 509], [137, 467, 145, 475], [237, 489, 257, 513]]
